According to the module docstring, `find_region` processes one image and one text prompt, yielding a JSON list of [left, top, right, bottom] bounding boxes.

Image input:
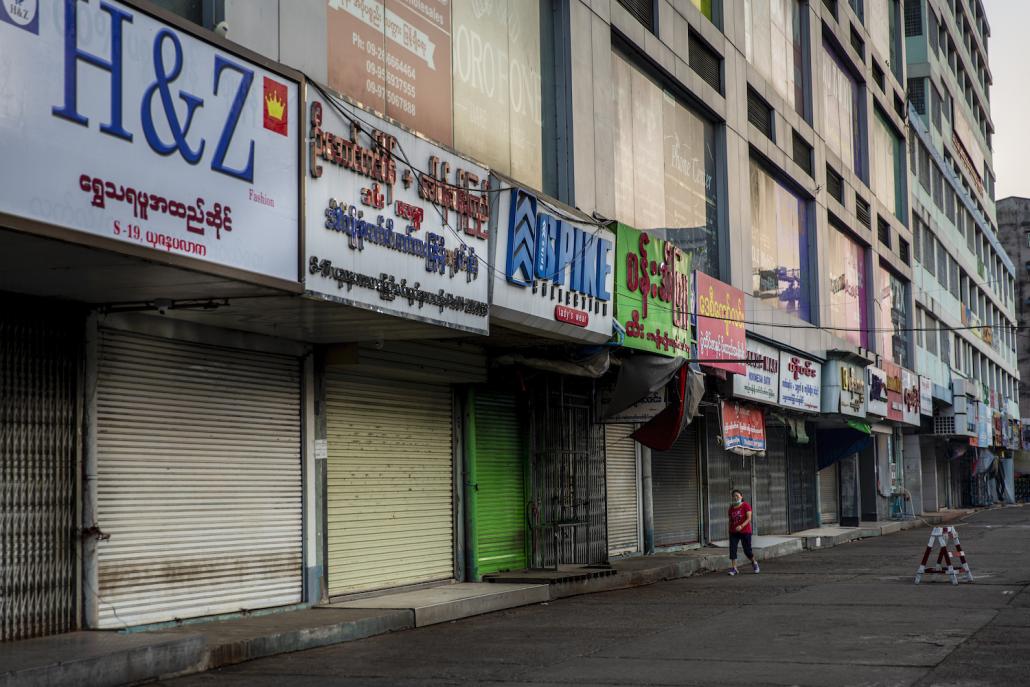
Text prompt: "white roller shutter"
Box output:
[[604, 425, 640, 556], [819, 462, 839, 525], [326, 373, 453, 596], [96, 331, 302, 629]]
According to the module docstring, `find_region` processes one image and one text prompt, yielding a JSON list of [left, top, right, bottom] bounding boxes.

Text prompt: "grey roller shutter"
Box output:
[[788, 438, 819, 533], [652, 424, 701, 547], [95, 330, 302, 629], [604, 424, 640, 556], [756, 426, 789, 534], [325, 373, 454, 596], [819, 462, 840, 525], [1, 307, 80, 641]]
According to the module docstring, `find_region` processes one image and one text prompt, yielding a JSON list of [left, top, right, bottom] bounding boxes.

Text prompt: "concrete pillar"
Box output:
[[902, 434, 923, 516], [640, 445, 654, 554]]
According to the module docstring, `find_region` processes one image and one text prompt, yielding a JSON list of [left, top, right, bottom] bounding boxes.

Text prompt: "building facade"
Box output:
[[1, 0, 1020, 644], [997, 197, 1030, 419], [904, 0, 1019, 510]]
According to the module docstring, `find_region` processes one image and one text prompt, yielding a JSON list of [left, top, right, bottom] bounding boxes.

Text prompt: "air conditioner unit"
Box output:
[[933, 405, 975, 437], [952, 378, 974, 398]]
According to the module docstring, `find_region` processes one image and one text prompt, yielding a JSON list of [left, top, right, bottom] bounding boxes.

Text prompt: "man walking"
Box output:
[[728, 489, 759, 576]]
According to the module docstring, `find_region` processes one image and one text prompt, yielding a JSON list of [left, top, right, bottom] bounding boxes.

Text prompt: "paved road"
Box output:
[[158, 507, 1030, 686]]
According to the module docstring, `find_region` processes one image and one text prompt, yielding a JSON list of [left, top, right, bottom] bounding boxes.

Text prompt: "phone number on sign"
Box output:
[[113, 221, 207, 257]]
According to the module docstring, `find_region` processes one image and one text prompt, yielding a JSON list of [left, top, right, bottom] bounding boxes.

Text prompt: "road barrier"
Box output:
[[914, 526, 973, 585]]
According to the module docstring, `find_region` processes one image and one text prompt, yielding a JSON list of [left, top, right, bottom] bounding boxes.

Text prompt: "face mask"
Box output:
[[733, 497, 742, 505]]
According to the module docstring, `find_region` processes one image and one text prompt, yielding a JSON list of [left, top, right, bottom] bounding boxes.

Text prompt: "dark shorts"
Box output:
[[729, 533, 753, 560]]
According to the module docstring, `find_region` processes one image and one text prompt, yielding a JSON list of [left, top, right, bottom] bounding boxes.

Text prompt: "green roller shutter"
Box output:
[[473, 390, 527, 577]]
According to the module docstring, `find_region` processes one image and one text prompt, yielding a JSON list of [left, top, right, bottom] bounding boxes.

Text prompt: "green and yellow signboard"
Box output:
[[615, 223, 692, 357]]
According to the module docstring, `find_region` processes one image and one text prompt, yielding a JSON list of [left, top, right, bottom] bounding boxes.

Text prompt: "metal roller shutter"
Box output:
[[96, 330, 302, 629], [1, 308, 80, 641], [704, 410, 731, 543], [326, 374, 453, 596], [819, 462, 840, 524], [756, 426, 789, 534], [604, 424, 640, 556], [788, 439, 819, 533], [473, 390, 527, 576], [652, 424, 701, 547]]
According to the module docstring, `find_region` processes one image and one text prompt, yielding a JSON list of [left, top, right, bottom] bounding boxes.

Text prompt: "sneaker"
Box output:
[[752, 562, 761, 574], [728, 568, 739, 576]]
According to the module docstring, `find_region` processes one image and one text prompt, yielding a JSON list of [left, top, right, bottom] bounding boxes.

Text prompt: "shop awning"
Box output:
[[815, 426, 873, 470]]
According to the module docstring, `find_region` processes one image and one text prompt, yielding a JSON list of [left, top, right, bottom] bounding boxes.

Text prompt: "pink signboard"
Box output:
[[694, 271, 747, 375]]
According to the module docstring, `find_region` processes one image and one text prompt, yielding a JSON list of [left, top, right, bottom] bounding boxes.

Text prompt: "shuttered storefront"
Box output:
[[326, 374, 454, 596], [604, 424, 640, 556], [96, 330, 302, 628], [1, 305, 80, 641], [787, 437, 819, 533], [652, 423, 701, 547], [819, 462, 840, 525], [472, 390, 526, 576], [755, 426, 789, 534]]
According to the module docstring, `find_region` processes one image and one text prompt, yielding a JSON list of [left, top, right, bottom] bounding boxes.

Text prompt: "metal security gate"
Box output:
[[652, 423, 701, 547], [472, 389, 527, 576], [756, 426, 789, 534], [326, 374, 454, 596], [604, 424, 640, 556], [1, 305, 80, 641], [787, 437, 819, 532], [528, 376, 606, 568], [819, 462, 840, 525], [704, 410, 731, 543], [96, 330, 302, 628]]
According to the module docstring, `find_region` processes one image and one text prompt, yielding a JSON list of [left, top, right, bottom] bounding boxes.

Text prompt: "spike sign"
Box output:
[[490, 185, 614, 342], [0, 0, 300, 281]]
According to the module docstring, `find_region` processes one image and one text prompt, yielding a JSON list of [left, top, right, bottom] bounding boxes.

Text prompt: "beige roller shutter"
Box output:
[[819, 462, 839, 525], [326, 373, 453, 596], [604, 425, 640, 556], [95, 330, 302, 629]]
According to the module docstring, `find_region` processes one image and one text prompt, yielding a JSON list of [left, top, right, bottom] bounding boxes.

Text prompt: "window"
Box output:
[[613, 51, 720, 276], [924, 227, 936, 276], [871, 110, 904, 220], [745, 0, 806, 117], [689, 31, 723, 93], [949, 255, 960, 299], [878, 265, 910, 366], [827, 223, 868, 347], [793, 130, 814, 175], [908, 78, 926, 115], [690, 0, 718, 25], [924, 311, 938, 355], [748, 88, 774, 139], [617, 0, 655, 32], [878, 216, 891, 247], [750, 159, 810, 321], [936, 239, 948, 287], [827, 164, 845, 203], [822, 43, 863, 176], [913, 216, 922, 262], [904, 0, 922, 36]]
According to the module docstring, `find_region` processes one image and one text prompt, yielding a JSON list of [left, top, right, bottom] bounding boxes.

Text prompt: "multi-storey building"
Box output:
[[997, 197, 1030, 420], [904, 0, 1019, 509], [3, 0, 1018, 644]]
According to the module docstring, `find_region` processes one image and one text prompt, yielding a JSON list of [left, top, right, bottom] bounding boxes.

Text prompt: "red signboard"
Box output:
[[694, 271, 747, 375], [721, 400, 766, 453], [554, 305, 589, 328], [883, 361, 903, 423]]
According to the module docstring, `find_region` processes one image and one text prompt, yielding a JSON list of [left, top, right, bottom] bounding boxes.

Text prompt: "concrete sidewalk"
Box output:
[[0, 511, 973, 687]]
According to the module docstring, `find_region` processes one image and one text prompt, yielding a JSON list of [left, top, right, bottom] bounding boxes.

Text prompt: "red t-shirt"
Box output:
[[729, 501, 752, 535]]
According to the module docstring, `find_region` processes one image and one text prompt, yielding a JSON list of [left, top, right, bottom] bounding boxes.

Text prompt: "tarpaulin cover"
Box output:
[[631, 365, 705, 451], [815, 427, 873, 470], [602, 354, 684, 419]]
